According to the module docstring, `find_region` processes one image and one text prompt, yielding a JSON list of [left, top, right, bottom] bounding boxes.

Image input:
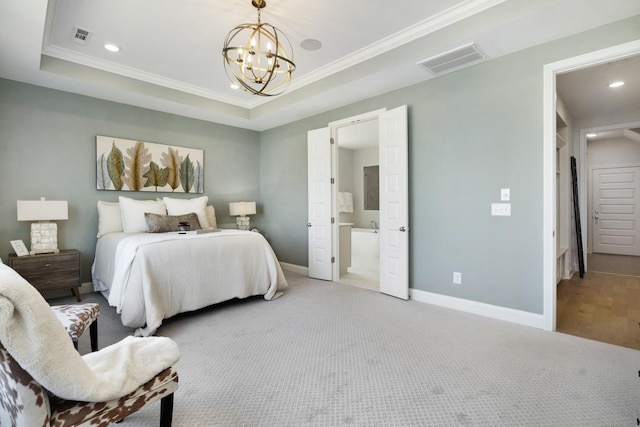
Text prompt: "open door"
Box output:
[[307, 127, 333, 280], [379, 105, 409, 299]]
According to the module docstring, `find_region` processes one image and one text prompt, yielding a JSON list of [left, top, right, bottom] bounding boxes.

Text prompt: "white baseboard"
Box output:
[[277, 264, 544, 329], [280, 262, 308, 275], [410, 288, 546, 329], [79, 281, 94, 294]]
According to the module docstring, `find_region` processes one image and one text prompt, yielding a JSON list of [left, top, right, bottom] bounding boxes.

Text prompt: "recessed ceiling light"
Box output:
[[104, 43, 120, 52], [230, 83, 240, 90], [609, 81, 624, 88], [586, 133, 597, 138]]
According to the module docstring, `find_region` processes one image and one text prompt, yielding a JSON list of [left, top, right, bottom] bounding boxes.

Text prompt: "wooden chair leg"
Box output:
[[113, 393, 172, 426], [160, 393, 174, 427], [90, 319, 98, 352]]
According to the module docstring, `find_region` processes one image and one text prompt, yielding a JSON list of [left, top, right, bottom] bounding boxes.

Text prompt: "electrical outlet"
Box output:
[[453, 272, 462, 284]]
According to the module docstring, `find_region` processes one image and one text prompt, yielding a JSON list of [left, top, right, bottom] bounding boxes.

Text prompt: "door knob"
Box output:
[[399, 226, 406, 232], [307, 222, 312, 227]]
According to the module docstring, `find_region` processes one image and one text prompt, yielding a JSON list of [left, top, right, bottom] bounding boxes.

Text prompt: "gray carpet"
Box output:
[[52, 271, 640, 426]]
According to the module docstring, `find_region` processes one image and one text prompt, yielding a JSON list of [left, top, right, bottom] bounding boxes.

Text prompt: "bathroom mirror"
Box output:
[[363, 165, 379, 210]]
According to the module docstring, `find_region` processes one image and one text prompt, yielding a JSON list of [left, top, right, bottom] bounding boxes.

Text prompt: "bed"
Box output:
[[91, 196, 288, 336]]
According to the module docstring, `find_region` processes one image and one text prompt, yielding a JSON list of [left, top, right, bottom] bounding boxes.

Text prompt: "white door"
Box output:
[[307, 127, 333, 280], [379, 105, 409, 299], [592, 165, 640, 256]]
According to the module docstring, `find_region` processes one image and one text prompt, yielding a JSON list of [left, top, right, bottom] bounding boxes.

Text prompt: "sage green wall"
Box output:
[[260, 15, 640, 315], [0, 80, 260, 281], [0, 15, 637, 313]]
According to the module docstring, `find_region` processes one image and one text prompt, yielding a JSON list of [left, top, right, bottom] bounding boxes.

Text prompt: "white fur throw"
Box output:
[[0, 264, 180, 402]]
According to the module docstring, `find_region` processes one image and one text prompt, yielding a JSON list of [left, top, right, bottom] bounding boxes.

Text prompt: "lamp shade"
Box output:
[[17, 200, 68, 221], [229, 201, 256, 217]]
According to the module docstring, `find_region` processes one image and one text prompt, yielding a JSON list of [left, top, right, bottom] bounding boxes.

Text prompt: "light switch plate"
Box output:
[[500, 188, 510, 201], [491, 203, 511, 216]]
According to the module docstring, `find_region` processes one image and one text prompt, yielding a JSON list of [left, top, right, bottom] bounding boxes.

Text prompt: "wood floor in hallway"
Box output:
[[557, 268, 640, 350]]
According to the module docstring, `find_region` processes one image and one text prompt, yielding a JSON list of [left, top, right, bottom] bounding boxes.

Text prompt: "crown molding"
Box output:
[[284, 0, 507, 93], [40, 0, 507, 112], [41, 45, 251, 107]]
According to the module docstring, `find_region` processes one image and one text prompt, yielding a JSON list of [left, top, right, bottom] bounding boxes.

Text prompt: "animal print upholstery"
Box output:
[[0, 342, 178, 427], [0, 343, 50, 427], [49, 367, 178, 427], [51, 304, 100, 343], [1, 262, 178, 426]]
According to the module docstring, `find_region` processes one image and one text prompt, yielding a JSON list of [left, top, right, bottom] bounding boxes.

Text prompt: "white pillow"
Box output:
[[163, 196, 211, 229], [205, 205, 217, 229], [97, 201, 123, 238], [119, 196, 167, 233]]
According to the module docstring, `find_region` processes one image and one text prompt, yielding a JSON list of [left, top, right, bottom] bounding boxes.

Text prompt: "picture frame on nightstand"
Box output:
[[10, 240, 29, 257]]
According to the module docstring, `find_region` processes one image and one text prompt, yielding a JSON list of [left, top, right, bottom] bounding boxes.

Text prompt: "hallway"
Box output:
[[557, 254, 640, 350]]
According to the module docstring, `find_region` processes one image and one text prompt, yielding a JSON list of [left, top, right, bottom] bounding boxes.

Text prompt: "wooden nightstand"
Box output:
[[8, 249, 81, 301]]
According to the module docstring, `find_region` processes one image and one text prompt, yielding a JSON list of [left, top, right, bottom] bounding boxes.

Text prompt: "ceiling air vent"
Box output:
[[71, 27, 92, 45], [417, 43, 485, 75]]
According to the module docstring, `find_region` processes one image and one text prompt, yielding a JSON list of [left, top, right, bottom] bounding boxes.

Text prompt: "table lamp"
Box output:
[[17, 198, 68, 254], [229, 201, 256, 230]]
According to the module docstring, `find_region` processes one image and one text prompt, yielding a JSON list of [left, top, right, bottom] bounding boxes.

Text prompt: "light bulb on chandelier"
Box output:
[[222, 0, 295, 96]]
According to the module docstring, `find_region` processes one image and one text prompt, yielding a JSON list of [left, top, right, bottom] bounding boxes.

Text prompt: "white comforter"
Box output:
[[92, 230, 287, 336]]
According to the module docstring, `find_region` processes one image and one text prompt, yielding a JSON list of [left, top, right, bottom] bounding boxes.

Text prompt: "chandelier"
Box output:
[[222, 0, 296, 96]]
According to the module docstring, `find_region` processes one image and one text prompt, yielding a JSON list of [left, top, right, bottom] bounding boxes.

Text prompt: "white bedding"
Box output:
[[92, 229, 287, 336]]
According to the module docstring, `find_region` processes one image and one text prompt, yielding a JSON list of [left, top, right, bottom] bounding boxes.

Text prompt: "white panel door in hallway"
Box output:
[[592, 165, 640, 256]]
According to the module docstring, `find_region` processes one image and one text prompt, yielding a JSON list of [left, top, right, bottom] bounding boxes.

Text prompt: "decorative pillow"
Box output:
[[205, 205, 217, 229], [119, 197, 167, 233], [144, 212, 202, 233], [97, 201, 123, 238], [163, 196, 211, 229]]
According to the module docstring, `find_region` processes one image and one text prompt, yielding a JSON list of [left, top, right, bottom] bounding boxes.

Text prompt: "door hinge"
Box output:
[[331, 177, 335, 184], [331, 257, 335, 263], [331, 217, 335, 224], [330, 138, 335, 145]]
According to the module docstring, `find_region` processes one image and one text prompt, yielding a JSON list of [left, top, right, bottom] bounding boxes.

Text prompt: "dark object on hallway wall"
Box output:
[[571, 156, 584, 278]]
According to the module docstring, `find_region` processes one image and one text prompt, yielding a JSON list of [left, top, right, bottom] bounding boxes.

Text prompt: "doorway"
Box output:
[[307, 106, 409, 300], [334, 119, 380, 291], [556, 126, 640, 349], [578, 123, 640, 280], [543, 40, 640, 332]]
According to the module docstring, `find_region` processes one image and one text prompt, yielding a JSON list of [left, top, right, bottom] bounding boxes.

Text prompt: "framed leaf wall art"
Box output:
[[96, 136, 204, 193]]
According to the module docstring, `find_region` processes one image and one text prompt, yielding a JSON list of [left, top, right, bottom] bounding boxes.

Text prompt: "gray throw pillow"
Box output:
[[144, 212, 202, 233]]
